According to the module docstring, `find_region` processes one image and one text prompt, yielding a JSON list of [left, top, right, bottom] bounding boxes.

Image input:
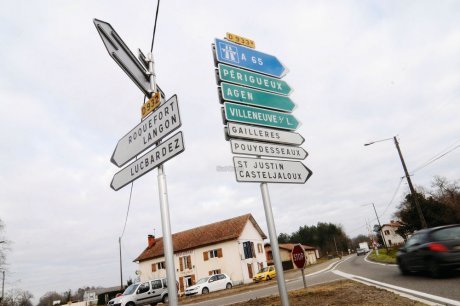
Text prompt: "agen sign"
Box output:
[[291, 244, 306, 269]]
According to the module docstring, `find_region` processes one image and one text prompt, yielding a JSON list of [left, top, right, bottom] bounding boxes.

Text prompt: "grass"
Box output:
[[367, 248, 398, 264]]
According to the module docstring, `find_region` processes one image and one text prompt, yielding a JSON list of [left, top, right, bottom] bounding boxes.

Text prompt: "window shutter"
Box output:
[[217, 248, 223, 258], [179, 257, 184, 271], [251, 242, 256, 258], [191, 275, 196, 285], [151, 263, 157, 272], [203, 251, 209, 261], [187, 255, 191, 269], [179, 277, 184, 293], [209, 271, 213, 275]]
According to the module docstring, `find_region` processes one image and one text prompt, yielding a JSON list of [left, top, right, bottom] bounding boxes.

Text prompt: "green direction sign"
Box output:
[[224, 102, 300, 130], [221, 82, 295, 112], [218, 64, 292, 96]]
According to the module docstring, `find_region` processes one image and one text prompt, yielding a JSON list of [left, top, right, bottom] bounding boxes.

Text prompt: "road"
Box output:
[[187, 255, 460, 306]]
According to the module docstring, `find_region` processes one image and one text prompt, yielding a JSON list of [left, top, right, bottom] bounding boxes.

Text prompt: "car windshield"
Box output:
[[195, 277, 209, 285], [259, 267, 268, 273], [123, 284, 138, 295]]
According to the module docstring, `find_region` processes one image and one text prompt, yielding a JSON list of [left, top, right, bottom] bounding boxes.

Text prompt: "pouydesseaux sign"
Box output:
[[217, 64, 292, 96], [226, 122, 305, 146], [221, 82, 295, 112], [110, 132, 185, 191], [224, 102, 300, 130], [233, 156, 312, 184], [215, 38, 288, 78], [230, 139, 307, 160], [111, 95, 181, 167]]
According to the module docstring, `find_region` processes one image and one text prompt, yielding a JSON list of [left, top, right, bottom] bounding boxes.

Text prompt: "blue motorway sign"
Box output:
[[215, 38, 288, 78]]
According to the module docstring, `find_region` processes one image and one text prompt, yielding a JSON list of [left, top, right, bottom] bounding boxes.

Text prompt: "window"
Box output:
[[217, 274, 226, 280], [384, 230, 390, 235], [137, 282, 150, 294], [209, 269, 221, 275], [210, 249, 218, 258], [157, 261, 166, 270], [243, 241, 256, 259], [204, 248, 223, 260], [180, 255, 192, 271], [150, 280, 162, 290]]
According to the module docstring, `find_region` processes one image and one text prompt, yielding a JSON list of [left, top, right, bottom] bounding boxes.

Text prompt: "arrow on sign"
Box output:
[[93, 19, 153, 96], [230, 139, 308, 160], [111, 95, 181, 167], [227, 122, 305, 146], [233, 156, 312, 184], [217, 64, 292, 96], [221, 82, 295, 112], [111, 131, 185, 191], [224, 102, 300, 130], [215, 38, 288, 78]]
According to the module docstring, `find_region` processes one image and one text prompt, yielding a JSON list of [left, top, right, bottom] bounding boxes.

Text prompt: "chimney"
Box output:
[[148, 235, 155, 248]]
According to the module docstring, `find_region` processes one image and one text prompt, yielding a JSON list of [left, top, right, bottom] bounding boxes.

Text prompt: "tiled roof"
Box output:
[[134, 214, 266, 262]]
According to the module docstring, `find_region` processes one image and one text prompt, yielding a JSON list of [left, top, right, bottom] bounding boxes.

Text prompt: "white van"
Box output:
[[108, 278, 170, 306]]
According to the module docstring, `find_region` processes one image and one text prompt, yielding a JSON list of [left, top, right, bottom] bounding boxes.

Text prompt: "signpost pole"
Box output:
[[148, 52, 178, 306], [301, 268, 307, 289], [260, 182, 290, 306]]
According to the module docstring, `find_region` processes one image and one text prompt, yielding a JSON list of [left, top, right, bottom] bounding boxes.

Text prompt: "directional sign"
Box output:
[[111, 132, 185, 191], [214, 38, 287, 78], [230, 139, 307, 160], [141, 92, 161, 119], [224, 102, 300, 131], [217, 64, 292, 96], [227, 122, 305, 146], [233, 156, 312, 184], [93, 19, 152, 96], [111, 95, 181, 167], [291, 244, 306, 269], [221, 82, 295, 112], [226, 32, 255, 49]]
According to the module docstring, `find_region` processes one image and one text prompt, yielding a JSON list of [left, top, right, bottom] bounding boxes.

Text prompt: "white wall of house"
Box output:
[[137, 220, 266, 290], [382, 225, 405, 247]]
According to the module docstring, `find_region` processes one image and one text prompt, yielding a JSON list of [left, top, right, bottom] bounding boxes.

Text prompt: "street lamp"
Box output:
[[364, 136, 427, 229]]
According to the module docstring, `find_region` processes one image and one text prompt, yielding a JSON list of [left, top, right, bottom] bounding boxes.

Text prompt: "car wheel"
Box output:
[[398, 259, 410, 275], [266, 275, 271, 280], [226, 283, 232, 289], [202, 287, 209, 294], [162, 294, 168, 304], [428, 259, 443, 278], [126, 302, 135, 306]]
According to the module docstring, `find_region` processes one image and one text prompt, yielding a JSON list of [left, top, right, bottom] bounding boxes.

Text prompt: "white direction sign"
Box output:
[[111, 95, 181, 167], [230, 139, 307, 160], [111, 132, 185, 191], [227, 122, 304, 146], [233, 156, 312, 184]]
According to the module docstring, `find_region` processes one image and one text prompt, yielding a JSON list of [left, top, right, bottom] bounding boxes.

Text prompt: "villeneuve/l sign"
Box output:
[[111, 95, 181, 167], [111, 131, 185, 191], [214, 38, 288, 78], [220, 82, 295, 112], [227, 122, 305, 146], [224, 102, 300, 130], [217, 64, 292, 96], [233, 156, 312, 184], [230, 139, 307, 160]]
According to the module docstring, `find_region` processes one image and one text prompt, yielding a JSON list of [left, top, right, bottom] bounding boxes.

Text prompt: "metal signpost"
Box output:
[[224, 102, 300, 130], [213, 34, 312, 306], [215, 38, 288, 77], [220, 82, 296, 112], [227, 122, 305, 146], [291, 244, 307, 289], [94, 19, 182, 306], [217, 64, 293, 95]]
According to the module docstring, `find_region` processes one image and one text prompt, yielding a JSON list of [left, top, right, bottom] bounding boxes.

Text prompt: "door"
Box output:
[[208, 275, 219, 292], [247, 263, 253, 279], [149, 279, 163, 302], [135, 282, 153, 304]]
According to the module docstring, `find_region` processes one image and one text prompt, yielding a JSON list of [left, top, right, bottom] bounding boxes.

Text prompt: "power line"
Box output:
[[120, 182, 134, 238], [150, 0, 161, 52], [381, 177, 404, 217], [412, 142, 460, 174]]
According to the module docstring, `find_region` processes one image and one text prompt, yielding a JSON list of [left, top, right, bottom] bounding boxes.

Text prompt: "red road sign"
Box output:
[[291, 244, 306, 269]]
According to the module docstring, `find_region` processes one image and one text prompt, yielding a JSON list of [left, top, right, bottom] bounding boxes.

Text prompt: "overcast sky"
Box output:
[[1, 0, 459, 302]]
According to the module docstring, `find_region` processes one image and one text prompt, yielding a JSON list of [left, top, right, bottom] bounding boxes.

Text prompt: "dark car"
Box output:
[[397, 224, 460, 277]]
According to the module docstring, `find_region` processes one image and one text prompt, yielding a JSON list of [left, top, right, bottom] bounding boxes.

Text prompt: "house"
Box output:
[[265, 243, 319, 270], [83, 286, 123, 305], [381, 220, 405, 247], [134, 214, 267, 294]]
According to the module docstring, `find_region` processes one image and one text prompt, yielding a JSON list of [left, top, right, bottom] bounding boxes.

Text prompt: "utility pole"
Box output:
[[1, 270, 4, 303], [393, 137, 427, 229], [119, 237, 123, 290], [371, 203, 389, 252]]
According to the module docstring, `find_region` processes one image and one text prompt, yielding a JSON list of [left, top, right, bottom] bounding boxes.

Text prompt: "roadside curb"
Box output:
[[364, 251, 397, 266]]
